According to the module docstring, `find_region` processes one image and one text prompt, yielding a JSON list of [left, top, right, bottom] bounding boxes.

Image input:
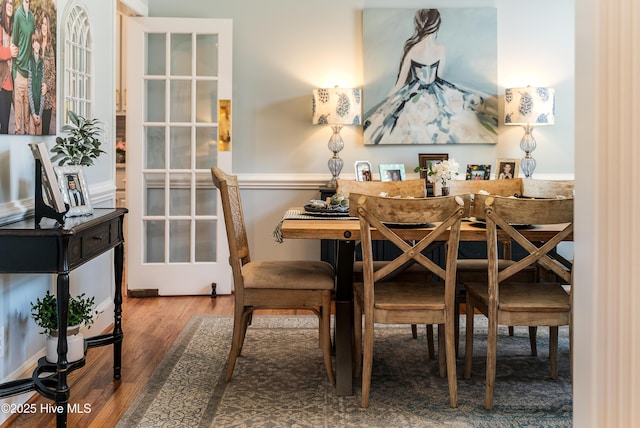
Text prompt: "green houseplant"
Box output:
[[30, 290, 97, 363], [50, 111, 105, 166]]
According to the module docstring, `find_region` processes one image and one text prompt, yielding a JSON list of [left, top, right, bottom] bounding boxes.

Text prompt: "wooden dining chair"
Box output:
[[211, 167, 335, 385], [337, 179, 436, 351], [350, 193, 466, 408], [449, 179, 538, 354], [463, 195, 573, 410]]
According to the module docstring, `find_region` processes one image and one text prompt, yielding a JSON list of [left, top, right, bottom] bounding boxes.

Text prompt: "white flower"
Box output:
[[427, 158, 460, 187]]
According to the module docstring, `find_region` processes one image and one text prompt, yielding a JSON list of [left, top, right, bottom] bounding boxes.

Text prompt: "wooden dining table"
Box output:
[[279, 212, 572, 396]]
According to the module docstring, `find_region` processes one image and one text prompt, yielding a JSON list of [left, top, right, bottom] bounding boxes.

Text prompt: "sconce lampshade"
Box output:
[[312, 87, 362, 187], [504, 87, 555, 178]]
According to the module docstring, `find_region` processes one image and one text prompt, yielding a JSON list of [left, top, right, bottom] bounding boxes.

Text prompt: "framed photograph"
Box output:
[[29, 142, 66, 213], [354, 161, 373, 181], [418, 153, 448, 196], [54, 165, 93, 216], [466, 164, 491, 180], [496, 158, 520, 180], [379, 164, 406, 182]]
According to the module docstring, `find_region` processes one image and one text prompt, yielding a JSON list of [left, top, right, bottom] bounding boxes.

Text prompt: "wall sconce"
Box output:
[[312, 87, 362, 188], [504, 87, 555, 178]]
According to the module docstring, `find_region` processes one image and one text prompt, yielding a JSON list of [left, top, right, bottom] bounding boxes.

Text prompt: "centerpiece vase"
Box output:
[[441, 186, 450, 196]]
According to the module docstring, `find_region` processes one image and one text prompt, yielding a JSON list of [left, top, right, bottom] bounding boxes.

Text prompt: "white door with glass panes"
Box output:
[[127, 18, 232, 295]]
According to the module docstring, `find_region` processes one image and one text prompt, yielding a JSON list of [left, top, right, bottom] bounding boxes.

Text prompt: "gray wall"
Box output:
[[0, 2, 117, 413], [148, 0, 575, 178]]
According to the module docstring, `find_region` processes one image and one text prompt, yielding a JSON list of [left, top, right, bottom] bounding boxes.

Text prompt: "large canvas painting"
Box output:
[[2, 0, 57, 136], [363, 8, 497, 145]]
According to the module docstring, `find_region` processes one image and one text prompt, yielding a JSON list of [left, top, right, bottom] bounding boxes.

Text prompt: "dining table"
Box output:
[[278, 208, 572, 396]]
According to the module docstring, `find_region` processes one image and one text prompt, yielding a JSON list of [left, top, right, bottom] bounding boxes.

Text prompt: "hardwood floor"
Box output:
[[2, 291, 465, 427], [2, 293, 241, 428]]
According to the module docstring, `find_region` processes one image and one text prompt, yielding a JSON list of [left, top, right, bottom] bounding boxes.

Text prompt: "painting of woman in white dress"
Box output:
[[363, 8, 498, 145]]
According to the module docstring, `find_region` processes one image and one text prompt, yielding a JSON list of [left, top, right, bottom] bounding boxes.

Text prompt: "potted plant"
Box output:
[[30, 290, 97, 363], [50, 111, 105, 166]]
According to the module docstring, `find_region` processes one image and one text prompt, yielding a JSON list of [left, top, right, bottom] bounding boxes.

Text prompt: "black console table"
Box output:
[[0, 208, 127, 427]]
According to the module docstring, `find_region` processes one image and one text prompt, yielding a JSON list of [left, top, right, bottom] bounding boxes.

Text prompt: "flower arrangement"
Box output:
[[426, 158, 460, 187]]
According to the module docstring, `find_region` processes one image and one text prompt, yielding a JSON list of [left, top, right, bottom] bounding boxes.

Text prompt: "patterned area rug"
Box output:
[[116, 315, 572, 427]]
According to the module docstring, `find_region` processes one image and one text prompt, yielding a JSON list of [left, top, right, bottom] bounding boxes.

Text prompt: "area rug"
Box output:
[[116, 316, 572, 427]]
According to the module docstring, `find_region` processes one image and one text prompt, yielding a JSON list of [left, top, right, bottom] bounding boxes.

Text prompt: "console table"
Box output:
[[0, 208, 127, 427]]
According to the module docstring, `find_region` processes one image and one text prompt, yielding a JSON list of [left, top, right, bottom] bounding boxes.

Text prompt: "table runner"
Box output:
[[272, 208, 358, 243]]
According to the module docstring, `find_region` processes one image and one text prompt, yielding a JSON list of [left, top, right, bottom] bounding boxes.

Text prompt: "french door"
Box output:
[[126, 18, 232, 295]]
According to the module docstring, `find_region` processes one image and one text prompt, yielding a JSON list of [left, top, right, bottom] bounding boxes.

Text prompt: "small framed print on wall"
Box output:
[[379, 164, 406, 182], [55, 165, 93, 217], [418, 153, 448, 196], [496, 158, 520, 179], [354, 161, 373, 181]]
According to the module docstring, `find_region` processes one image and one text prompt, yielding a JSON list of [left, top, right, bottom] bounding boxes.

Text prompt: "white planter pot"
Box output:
[[45, 327, 85, 363]]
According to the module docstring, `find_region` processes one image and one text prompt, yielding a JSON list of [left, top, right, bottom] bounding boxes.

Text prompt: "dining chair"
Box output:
[[463, 195, 573, 410], [449, 179, 538, 353], [337, 179, 436, 352], [350, 193, 466, 408], [211, 167, 335, 385]]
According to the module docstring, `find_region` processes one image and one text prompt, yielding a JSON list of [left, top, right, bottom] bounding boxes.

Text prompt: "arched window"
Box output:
[[63, 4, 92, 120]]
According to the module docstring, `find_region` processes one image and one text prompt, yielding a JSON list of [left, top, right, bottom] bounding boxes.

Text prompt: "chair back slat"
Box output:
[[521, 179, 574, 198], [448, 178, 523, 196], [484, 196, 574, 225], [337, 179, 426, 198]]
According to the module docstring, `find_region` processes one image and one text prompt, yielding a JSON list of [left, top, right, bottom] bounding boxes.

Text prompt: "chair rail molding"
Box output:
[[235, 173, 574, 190]]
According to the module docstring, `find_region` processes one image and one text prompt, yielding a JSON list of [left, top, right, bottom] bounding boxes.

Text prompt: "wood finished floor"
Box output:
[[2, 293, 469, 427], [1, 293, 305, 428]]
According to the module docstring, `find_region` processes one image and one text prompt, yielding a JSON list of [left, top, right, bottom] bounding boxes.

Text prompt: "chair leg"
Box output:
[[454, 301, 460, 357], [225, 308, 251, 382], [485, 314, 498, 410], [361, 313, 374, 408], [437, 324, 446, 378], [411, 324, 418, 339], [321, 294, 335, 385], [549, 326, 559, 379], [426, 325, 435, 359], [445, 316, 458, 408], [464, 303, 474, 379], [529, 326, 538, 356], [508, 326, 514, 336], [354, 298, 363, 379]]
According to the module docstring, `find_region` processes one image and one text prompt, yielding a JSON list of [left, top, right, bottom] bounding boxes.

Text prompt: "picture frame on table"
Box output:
[[496, 158, 519, 180], [379, 164, 406, 182], [417, 153, 448, 196], [466, 164, 491, 180], [29, 142, 67, 214], [354, 160, 373, 181], [54, 165, 93, 216]]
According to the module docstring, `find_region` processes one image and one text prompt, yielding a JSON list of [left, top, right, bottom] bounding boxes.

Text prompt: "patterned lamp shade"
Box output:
[[312, 87, 362, 126], [504, 87, 555, 126]]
